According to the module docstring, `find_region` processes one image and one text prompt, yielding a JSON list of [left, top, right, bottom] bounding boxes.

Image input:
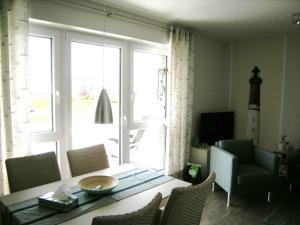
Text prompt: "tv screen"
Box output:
[[199, 111, 234, 146]]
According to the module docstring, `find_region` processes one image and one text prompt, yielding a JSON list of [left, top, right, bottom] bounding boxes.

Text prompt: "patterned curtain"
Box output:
[[0, 0, 30, 194], [166, 27, 194, 177]]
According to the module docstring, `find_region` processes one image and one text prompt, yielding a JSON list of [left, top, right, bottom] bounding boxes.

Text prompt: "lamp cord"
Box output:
[[102, 0, 106, 89]]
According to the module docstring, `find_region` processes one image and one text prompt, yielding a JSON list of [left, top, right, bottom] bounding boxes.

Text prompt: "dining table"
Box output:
[[0, 163, 191, 225]]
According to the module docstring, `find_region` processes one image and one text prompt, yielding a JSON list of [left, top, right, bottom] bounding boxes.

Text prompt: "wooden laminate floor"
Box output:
[[200, 183, 298, 225]]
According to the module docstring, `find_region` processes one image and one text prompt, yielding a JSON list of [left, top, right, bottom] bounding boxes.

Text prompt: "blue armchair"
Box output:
[[287, 146, 300, 191], [210, 139, 280, 206]]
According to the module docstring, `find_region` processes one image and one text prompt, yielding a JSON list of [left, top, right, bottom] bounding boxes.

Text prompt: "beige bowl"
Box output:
[[78, 176, 118, 195]]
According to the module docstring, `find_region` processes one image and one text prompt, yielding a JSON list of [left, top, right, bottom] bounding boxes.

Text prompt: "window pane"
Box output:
[[71, 42, 120, 166], [30, 142, 57, 155], [28, 36, 53, 132], [133, 51, 167, 121], [130, 125, 166, 170]]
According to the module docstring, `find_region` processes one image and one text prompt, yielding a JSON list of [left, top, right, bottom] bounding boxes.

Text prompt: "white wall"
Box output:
[[229, 35, 300, 151], [192, 32, 230, 138], [281, 35, 300, 149], [29, 0, 169, 44], [230, 37, 284, 151]]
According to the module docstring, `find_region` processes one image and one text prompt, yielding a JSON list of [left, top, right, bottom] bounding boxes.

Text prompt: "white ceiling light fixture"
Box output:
[[292, 12, 300, 25]]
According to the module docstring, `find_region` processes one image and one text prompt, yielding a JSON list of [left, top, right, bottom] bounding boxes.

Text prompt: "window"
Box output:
[[129, 125, 166, 170], [133, 51, 167, 121], [130, 49, 168, 170], [28, 24, 169, 175], [28, 36, 54, 132], [30, 142, 58, 155], [28, 27, 67, 176]]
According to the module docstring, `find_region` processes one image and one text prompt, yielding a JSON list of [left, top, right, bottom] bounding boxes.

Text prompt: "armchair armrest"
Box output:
[[287, 146, 300, 162], [210, 146, 238, 193], [287, 147, 300, 172], [254, 147, 280, 176]]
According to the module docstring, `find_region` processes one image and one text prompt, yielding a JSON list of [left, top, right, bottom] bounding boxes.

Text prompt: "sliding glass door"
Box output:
[[69, 35, 121, 166], [29, 24, 169, 175]]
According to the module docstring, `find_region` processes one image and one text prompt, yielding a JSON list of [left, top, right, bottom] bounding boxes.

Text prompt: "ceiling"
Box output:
[[95, 0, 300, 40]]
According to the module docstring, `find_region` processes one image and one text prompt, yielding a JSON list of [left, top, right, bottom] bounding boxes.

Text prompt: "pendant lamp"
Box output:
[[95, 88, 113, 123], [95, 6, 113, 124]]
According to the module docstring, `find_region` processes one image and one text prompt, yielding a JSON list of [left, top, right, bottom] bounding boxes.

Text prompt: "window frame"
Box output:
[[129, 44, 170, 168], [28, 22, 170, 175], [130, 43, 169, 130], [28, 25, 68, 177]]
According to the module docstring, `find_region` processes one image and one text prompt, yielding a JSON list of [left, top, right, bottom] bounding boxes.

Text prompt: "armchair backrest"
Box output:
[[219, 139, 254, 163]]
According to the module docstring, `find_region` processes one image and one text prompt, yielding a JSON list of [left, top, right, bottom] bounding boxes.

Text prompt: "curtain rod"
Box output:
[[60, 0, 170, 31]]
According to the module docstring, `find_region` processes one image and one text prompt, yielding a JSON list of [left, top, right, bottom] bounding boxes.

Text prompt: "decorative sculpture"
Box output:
[[246, 66, 262, 145]]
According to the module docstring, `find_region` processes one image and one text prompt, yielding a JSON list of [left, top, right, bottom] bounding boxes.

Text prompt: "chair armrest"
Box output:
[[254, 147, 279, 176], [210, 146, 238, 193], [288, 147, 300, 162], [287, 147, 300, 171]]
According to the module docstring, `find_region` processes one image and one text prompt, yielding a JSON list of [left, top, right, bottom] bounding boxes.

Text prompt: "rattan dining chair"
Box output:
[[159, 172, 215, 225], [91, 192, 162, 225], [67, 144, 109, 177], [5, 152, 61, 193]]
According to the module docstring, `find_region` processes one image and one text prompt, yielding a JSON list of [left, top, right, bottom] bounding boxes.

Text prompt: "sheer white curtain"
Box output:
[[0, 0, 30, 193], [166, 27, 194, 177]]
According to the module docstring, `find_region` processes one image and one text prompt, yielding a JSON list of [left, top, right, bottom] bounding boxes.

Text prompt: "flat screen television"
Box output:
[[199, 111, 234, 146]]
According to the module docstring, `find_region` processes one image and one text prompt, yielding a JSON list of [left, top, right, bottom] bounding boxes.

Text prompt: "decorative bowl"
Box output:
[[78, 176, 118, 195]]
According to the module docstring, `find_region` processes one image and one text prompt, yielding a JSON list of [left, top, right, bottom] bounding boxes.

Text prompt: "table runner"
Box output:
[[6, 168, 173, 225]]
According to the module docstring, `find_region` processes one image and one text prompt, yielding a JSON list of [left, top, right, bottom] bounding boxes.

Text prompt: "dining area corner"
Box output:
[[0, 163, 201, 225]]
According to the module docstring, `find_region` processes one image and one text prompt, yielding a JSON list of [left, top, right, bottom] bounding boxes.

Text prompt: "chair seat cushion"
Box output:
[[237, 164, 273, 185]]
